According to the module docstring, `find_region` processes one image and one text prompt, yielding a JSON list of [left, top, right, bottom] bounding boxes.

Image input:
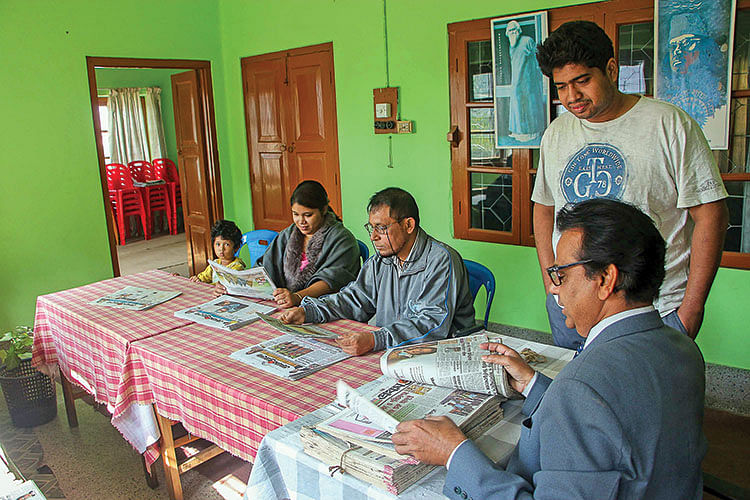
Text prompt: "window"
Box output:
[[449, 0, 750, 269], [97, 97, 111, 162]]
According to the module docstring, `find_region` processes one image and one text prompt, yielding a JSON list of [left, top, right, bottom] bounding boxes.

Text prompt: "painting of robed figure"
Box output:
[[491, 11, 550, 148]]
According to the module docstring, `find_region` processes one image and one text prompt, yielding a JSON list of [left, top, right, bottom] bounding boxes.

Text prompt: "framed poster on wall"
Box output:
[[654, 0, 736, 149], [491, 11, 549, 149]]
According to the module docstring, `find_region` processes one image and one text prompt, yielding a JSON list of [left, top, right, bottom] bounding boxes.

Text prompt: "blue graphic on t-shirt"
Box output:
[[560, 143, 627, 203]]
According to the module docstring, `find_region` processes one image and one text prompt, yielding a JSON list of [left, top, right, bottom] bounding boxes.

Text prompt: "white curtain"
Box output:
[[108, 88, 148, 165], [144, 87, 167, 160]]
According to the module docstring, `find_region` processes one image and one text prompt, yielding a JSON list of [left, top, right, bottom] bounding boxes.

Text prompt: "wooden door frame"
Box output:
[[86, 56, 223, 277]]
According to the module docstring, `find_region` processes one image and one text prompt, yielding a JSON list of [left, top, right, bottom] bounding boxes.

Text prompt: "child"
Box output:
[[190, 220, 245, 283]]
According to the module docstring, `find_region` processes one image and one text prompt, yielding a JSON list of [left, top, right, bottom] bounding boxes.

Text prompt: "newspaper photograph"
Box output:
[[256, 312, 339, 340], [173, 295, 276, 331], [379, 334, 515, 398], [319, 377, 499, 444], [209, 260, 276, 299], [229, 333, 351, 380], [90, 286, 181, 310]]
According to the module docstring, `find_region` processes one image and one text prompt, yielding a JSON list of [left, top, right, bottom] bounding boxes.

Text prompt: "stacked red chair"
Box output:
[[105, 163, 150, 244], [152, 158, 181, 235], [128, 160, 174, 236]]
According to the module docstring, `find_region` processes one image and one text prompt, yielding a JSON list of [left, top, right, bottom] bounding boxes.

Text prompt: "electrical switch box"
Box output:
[[373, 87, 398, 134]]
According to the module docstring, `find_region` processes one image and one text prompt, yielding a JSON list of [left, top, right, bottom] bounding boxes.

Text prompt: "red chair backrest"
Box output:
[[152, 158, 179, 184], [128, 160, 152, 183], [105, 163, 126, 191]]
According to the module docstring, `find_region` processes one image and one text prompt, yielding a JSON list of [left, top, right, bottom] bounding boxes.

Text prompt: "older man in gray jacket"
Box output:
[[280, 187, 475, 356]]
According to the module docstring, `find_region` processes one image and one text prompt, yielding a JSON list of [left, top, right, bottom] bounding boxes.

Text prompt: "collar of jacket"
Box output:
[[582, 309, 664, 353]]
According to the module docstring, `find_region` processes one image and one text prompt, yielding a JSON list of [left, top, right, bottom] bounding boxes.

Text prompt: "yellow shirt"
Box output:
[[195, 257, 246, 283]]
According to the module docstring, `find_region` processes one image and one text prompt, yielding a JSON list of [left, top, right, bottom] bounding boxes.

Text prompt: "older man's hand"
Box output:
[[335, 331, 374, 356], [391, 416, 466, 466], [480, 342, 536, 393]]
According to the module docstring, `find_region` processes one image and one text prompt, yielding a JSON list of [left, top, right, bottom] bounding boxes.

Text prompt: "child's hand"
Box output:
[[189, 275, 200, 282], [213, 283, 227, 297]]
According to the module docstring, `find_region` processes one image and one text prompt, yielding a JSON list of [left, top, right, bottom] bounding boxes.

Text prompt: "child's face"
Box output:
[[213, 236, 236, 262]]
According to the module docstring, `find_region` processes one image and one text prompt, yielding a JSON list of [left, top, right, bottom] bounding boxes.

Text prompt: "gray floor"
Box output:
[[117, 233, 189, 277]]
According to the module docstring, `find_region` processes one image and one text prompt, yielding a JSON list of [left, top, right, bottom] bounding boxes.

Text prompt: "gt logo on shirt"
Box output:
[[560, 143, 627, 202]]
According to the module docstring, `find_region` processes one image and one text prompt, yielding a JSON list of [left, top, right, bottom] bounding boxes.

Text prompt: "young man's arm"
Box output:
[[533, 202, 556, 292], [679, 199, 728, 338]]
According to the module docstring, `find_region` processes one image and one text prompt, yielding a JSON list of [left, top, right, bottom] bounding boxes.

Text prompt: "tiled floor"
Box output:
[[117, 232, 189, 277]]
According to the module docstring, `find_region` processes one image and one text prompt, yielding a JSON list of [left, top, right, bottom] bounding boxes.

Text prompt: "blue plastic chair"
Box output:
[[236, 229, 279, 265], [357, 239, 369, 264], [463, 259, 496, 329]]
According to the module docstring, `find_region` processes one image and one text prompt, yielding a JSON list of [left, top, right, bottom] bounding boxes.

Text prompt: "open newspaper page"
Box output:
[[90, 286, 181, 310], [318, 377, 501, 444], [173, 295, 276, 331], [209, 260, 276, 299], [256, 312, 339, 339], [229, 333, 350, 380], [379, 333, 515, 398]]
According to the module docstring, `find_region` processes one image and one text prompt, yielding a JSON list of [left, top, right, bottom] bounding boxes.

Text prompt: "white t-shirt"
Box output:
[[532, 97, 727, 315]]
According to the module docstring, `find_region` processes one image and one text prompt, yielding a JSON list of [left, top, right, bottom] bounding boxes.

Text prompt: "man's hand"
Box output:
[[273, 288, 299, 309], [677, 306, 704, 339], [280, 307, 306, 324], [480, 342, 536, 393], [213, 282, 227, 297], [391, 416, 466, 466], [335, 331, 374, 356]]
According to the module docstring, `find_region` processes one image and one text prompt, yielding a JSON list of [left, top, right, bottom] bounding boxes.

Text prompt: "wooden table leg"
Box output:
[[156, 410, 183, 500], [141, 455, 159, 489], [59, 371, 79, 428]]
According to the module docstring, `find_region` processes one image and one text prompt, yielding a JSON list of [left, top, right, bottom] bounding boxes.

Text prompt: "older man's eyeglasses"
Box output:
[[364, 220, 401, 235], [546, 259, 593, 286]]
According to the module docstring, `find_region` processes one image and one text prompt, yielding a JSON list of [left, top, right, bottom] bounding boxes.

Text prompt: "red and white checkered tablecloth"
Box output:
[[127, 318, 383, 462], [31, 270, 215, 411]]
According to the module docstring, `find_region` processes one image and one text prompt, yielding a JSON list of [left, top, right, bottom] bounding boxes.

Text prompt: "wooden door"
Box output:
[[171, 70, 214, 275], [242, 43, 342, 231]]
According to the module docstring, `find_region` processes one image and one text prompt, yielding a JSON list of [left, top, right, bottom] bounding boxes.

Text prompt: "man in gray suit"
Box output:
[[392, 199, 707, 499]]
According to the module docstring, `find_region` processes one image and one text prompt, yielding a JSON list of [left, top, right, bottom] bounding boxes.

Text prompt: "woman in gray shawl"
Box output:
[[259, 181, 360, 309]]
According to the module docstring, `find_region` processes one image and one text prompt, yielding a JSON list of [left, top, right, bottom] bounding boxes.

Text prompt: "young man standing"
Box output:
[[532, 21, 728, 349]]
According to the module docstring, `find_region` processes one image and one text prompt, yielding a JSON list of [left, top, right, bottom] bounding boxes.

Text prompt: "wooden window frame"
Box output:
[[449, 0, 750, 269]]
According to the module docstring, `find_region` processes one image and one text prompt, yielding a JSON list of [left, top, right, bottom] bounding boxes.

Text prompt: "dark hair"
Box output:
[[536, 21, 613, 77], [290, 180, 340, 219], [211, 219, 242, 252], [555, 199, 666, 304], [367, 187, 420, 227]]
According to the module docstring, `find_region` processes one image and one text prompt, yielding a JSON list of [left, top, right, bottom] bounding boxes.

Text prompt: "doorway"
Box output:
[[86, 57, 223, 278], [241, 42, 343, 231]]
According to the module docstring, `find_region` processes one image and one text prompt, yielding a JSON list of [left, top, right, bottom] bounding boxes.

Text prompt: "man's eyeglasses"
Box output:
[[546, 259, 593, 286], [364, 220, 401, 235]]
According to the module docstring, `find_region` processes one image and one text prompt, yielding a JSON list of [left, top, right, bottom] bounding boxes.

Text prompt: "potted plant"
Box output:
[[0, 326, 57, 427]]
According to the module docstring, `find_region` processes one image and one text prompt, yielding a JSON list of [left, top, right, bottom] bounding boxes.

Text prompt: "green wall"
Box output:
[[0, 1, 222, 328], [95, 67, 183, 165], [2, 0, 747, 369]]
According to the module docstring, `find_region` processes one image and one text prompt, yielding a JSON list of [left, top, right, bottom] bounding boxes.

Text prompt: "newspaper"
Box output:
[[90, 286, 181, 310], [173, 295, 276, 331], [319, 377, 501, 444], [209, 260, 276, 299], [255, 312, 339, 339], [379, 333, 516, 398], [230, 333, 351, 380]]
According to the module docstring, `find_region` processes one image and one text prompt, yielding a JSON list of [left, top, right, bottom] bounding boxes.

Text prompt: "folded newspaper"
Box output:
[[255, 312, 339, 339], [90, 286, 181, 310], [173, 295, 276, 330], [229, 333, 351, 380], [302, 333, 576, 493], [209, 260, 276, 299]]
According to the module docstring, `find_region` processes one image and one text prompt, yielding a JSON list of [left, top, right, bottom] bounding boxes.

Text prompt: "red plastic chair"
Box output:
[[152, 158, 181, 235], [128, 160, 174, 236], [106, 163, 150, 244]]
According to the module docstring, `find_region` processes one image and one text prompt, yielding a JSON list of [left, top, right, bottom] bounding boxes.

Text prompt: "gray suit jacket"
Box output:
[[444, 310, 706, 499]]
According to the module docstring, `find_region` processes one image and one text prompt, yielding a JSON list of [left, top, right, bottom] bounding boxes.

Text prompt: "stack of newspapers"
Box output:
[[300, 333, 575, 494]]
